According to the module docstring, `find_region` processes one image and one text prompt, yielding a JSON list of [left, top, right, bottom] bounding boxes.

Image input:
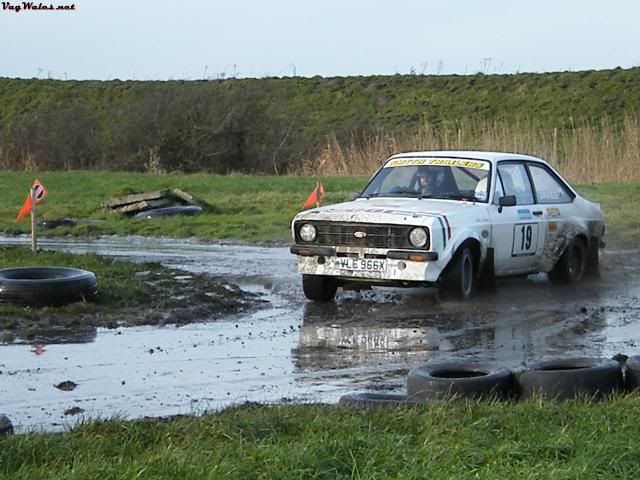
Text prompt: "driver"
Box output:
[[415, 167, 439, 195]]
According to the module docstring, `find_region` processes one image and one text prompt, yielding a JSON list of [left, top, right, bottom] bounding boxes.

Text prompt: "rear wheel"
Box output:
[[302, 275, 337, 302], [549, 238, 586, 284], [441, 246, 475, 300]]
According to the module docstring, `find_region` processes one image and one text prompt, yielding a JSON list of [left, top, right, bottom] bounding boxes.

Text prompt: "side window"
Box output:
[[497, 163, 534, 205], [528, 164, 573, 204]]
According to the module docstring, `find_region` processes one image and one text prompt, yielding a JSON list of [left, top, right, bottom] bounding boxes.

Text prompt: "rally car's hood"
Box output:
[[293, 197, 486, 225]]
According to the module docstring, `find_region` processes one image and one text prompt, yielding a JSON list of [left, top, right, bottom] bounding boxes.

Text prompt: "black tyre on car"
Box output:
[[441, 246, 475, 300], [302, 274, 337, 302], [548, 238, 587, 284], [407, 362, 514, 401], [516, 357, 623, 400], [0, 267, 98, 306]]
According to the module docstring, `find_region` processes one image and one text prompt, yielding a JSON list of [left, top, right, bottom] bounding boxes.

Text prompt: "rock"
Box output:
[[55, 381, 78, 391], [64, 407, 84, 416]]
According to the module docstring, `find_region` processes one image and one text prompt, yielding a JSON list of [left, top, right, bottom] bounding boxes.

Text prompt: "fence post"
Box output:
[[31, 187, 37, 253]]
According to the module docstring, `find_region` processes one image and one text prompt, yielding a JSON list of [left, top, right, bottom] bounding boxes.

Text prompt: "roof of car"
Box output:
[[388, 150, 546, 164]]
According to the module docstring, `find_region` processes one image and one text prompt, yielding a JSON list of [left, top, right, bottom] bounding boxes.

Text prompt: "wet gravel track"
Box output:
[[0, 236, 638, 432]]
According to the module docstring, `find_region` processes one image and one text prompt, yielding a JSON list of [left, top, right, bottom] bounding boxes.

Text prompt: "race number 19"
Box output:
[[512, 223, 539, 256]]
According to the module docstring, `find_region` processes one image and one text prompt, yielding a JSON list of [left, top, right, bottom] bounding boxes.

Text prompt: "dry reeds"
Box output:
[[298, 115, 640, 183]]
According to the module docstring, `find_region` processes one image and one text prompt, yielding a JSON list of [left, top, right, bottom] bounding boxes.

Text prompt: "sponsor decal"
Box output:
[[385, 158, 490, 171], [517, 208, 532, 220], [546, 207, 561, 218], [548, 221, 557, 232]]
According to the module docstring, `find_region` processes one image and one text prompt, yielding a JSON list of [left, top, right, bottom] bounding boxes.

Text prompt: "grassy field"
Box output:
[[3, 398, 640, 479], [0, 172, 638, 244]]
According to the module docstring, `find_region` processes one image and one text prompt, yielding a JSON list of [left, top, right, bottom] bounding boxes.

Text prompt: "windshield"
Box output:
[[361, 157, 491, 202]]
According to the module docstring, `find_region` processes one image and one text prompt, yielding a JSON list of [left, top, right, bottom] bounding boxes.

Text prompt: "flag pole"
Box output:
[[30, 187, 37, 253]]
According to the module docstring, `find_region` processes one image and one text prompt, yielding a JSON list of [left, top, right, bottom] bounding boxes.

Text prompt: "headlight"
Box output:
[[299, 223, 317, 242], [408, 227, 428, 248]]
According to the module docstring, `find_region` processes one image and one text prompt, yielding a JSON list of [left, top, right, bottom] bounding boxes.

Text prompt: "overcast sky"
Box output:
[[1, 0, 638, 80]]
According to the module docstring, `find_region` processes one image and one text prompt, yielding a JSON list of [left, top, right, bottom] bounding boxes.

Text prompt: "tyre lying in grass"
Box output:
[[37, 218, 77, 229], [407, 362, 514, 401], [0, 267, 98, 306], [338, 393, 419, 409], [0, 414, 13, 436], [134, 206, 202, 219], [516, 357, 623, 400], [623, 355, 640, 391]]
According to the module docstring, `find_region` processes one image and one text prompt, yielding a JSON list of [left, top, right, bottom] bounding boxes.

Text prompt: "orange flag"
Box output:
[[16, 179, 48, 222], [302, 181, 325, 209]]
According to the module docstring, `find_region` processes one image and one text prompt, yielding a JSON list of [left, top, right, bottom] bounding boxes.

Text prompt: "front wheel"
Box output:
[[440, 246, 475, 300], [548, 238, 586, 284], [302, 275, 337, 302]]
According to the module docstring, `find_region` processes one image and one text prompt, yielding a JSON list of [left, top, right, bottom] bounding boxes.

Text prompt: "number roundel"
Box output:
[[512, 223, 538, 257]]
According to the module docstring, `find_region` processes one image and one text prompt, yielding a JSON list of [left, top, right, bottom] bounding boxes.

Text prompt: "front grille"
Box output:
[[295, 221, 429, 250]]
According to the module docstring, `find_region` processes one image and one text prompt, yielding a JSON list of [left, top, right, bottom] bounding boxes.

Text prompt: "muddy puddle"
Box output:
[[1, 236, 639, 432]]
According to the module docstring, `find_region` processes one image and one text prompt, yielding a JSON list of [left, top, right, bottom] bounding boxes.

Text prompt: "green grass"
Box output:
[[0, 172, 637, 244], [575, 182, 640, 243], [0, 172, 367, 242], [3, 398, 640, 479]]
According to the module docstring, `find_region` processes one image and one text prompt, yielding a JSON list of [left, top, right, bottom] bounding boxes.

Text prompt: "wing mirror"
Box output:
[[498, 195, 516, 213], [348, 191, 361, 200]]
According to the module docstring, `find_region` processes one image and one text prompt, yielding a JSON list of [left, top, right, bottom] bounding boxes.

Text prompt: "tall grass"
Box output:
[[299, 114, 640, 182]]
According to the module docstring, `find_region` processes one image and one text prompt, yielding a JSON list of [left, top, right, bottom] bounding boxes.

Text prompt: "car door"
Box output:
[[489, 161, 546, 275], [525, 162, 577, 271]]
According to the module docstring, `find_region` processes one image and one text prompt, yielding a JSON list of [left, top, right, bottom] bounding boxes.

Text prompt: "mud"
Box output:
[[0, 268, 260, 345], [0, 236, 638, 433]]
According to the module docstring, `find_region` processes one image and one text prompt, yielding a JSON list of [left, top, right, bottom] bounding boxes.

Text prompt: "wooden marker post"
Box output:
[[31, 187, 37, 253]]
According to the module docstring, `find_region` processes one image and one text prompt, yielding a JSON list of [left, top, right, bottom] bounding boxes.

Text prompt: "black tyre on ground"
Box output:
[[0, 267, 98, 306], [37, 218, 77, 229], [339, 393, 418, 408], [407, 362, 514, 401], [134, 206, 202, 219], [302, 274, 337, 302], [440, 246, 475, 300], [516, 357, 623, 400], [548, 238, 587, 284], [0, 414, 13, 436], [624, 355, 640, 391]]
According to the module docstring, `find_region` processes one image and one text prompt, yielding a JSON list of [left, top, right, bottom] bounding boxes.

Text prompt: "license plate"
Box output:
[[333, 258, 387, 272]]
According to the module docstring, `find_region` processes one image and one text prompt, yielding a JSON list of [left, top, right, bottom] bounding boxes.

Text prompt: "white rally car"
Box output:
[[290, 151, 605, 301]]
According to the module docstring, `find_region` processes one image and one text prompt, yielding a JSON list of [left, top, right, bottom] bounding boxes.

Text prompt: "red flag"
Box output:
[[16, 179, 48, 222], [302, 181, 325, 209]]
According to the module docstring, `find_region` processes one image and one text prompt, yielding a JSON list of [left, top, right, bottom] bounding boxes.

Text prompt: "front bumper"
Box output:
[[290, 244, 442, 283]]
